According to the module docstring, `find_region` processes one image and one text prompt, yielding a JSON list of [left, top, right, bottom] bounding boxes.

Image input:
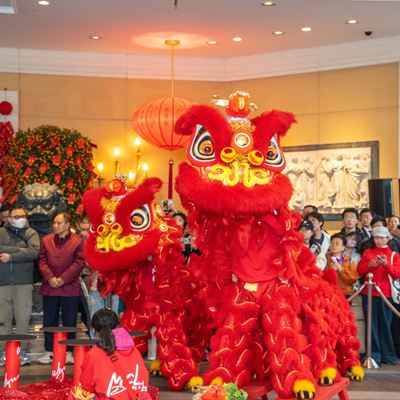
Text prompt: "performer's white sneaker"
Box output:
[[66, 351, 74, 364], [38, 351, 53, 364], [0, 351, 5, 367], [147, 326, 157, 361]]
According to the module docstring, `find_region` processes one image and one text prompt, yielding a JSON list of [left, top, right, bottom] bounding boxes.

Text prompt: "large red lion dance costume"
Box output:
[[82, 177, 200, 390], [175, 91, 364, 399]]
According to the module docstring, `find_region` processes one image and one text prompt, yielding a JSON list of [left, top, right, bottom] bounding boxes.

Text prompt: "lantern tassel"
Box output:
[[168, 159, 174, 199]]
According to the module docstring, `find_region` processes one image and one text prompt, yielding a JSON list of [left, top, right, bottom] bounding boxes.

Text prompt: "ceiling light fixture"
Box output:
[[89, 35, 102, 40], [301, 27, 312, 32], [207, 40, 218, 45], [346, 19, 359, 25], [38, 1, 50, 5], [232, 37, 243, 42], [272, 31, 285, 36], [261, 1, 276, 6]]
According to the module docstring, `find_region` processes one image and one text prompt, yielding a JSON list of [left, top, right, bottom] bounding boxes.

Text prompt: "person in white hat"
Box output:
[[357, 225, 400, 366]]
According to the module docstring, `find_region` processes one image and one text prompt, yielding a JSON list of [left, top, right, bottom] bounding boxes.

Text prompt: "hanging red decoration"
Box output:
[[131, 39, 194, 200], [0, 101, 13, 116], [132, 96, 193, 150]]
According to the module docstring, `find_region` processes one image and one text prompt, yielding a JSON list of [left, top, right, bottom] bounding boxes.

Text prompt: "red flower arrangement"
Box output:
[[1, 125, 97, 220]]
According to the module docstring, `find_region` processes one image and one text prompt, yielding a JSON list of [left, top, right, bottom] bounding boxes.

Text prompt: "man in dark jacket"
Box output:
[[0, 206, 40, 366], [38, 212, 84, 364], [0, 204, 11, 227]]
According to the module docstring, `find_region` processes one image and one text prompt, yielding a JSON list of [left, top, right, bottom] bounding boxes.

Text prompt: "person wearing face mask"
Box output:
[[359, 215, 400, 255], [0, 206, 40, 366]]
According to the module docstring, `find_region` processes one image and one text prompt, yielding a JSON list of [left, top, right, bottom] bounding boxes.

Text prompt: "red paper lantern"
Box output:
[[132, 97, 193, 150], [0, 101, 13, 116]]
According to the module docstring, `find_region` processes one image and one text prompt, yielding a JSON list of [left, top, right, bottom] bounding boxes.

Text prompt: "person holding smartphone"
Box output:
[[357, 226, 400, 366], [326, 233, 359, 298]]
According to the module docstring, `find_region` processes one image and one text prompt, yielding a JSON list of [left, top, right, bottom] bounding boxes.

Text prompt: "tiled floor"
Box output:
[[1, 361, 399, 400], [1, 296, 396, 399]]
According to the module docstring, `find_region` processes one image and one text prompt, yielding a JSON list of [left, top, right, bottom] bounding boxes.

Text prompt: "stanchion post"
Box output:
[[106, 294, 112, 309], [73, 345, 90, 385], [51, 331, 68, 381], [3, 340, 20, 389], [363, 272, 380, 369]]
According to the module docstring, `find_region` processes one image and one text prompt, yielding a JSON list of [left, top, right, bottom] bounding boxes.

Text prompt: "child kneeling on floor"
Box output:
[[70, 308, 154, 400]]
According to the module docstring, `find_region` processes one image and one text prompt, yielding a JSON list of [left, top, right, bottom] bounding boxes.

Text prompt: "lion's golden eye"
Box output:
[[264, 134, 284, 170], [266, 146, 278, 160], [132, 215, 143, 225], [130, 205, 151, 232], [199, 140, 214, 155], [190, 126, 216, 163]]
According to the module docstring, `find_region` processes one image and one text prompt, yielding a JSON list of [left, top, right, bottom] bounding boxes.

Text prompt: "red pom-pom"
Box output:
[[0, 101, 13, 116]]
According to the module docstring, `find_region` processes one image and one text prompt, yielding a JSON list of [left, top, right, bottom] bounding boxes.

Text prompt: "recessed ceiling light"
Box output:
[[346, 19, 359, 25], [301, 27, 312, 32], [89, 35, 102, 40], [232, 37, 243, 42], [207, 40, 218, 45], [38, 1, 50, 5], [272, 31, 285, 36], [261, 1, 276, 6]]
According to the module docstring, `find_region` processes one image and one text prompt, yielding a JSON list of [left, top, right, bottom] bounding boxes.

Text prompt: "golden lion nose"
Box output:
[[248, 150, 264, 166], [96, 222, 123, 237], [97, 224, 109, 237], [110, 223, 123, 235], [220, 147, 264, 166], [221, 147, 237, 163]]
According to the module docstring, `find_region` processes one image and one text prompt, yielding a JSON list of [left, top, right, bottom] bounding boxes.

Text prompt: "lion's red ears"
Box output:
[[83, 177, 163, 225], [251, 110, 296, 138], [175, 104, 232, 137]]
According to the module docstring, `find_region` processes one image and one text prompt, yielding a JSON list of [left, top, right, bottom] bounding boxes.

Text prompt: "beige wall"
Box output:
[[235, 63, 399, 179], [1, 63, 398, 213], [235, 64, 399, 229]]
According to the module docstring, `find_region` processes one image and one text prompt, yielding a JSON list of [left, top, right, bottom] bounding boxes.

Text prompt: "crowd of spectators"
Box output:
[[300, 205, 400, 366]]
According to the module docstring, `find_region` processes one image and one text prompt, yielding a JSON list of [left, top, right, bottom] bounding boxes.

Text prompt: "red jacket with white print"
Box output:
[[79, 328, 149, 400]]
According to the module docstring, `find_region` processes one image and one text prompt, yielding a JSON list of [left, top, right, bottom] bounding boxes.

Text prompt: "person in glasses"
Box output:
[[0, 206, 40, 366]]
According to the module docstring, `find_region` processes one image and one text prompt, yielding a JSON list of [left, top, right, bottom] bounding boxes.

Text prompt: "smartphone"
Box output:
[[376, 255, 385, 261]]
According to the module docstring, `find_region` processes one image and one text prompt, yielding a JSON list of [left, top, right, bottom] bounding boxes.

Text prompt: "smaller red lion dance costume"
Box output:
[[83, 177, 199, 390], [175, 92, 364, 399]]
